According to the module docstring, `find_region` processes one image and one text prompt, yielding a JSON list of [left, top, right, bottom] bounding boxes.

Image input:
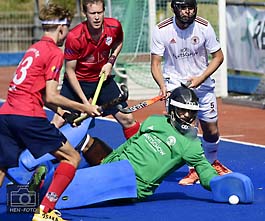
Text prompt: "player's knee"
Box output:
[[72, 150, 81, 166], [125, 114, 137, 126], [51, 114, 65, 128], [61, 144, 81, 168], [115, 112, 136, 127], [203, 133, 219, 143], [123, 121, 140, 139], [82, 137, 113, 166]]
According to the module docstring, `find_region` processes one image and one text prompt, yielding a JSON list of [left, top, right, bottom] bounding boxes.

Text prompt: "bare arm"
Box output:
[[0, 168, 6, 187], [151, 53, 167, 97], [45, 79, 101, 117], [65, 59, 89, 105], [100, 40, 123, 79], [188, 49, 224, 88]]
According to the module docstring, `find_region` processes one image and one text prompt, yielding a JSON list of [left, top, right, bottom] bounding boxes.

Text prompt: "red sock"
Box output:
[[123, 121, 140, 139], [41, 162, 76, 213]]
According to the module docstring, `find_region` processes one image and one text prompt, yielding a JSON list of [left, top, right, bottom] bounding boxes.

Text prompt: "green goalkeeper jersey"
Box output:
[[102, 115, 218, 199]]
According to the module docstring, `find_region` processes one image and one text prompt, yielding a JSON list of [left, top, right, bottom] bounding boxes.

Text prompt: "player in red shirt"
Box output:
[[0, 3, 101, 221], [51, 0, 140, 139]]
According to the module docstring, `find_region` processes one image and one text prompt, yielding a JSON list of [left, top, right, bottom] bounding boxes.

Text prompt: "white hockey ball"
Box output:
[[229, 195, 239, 205]]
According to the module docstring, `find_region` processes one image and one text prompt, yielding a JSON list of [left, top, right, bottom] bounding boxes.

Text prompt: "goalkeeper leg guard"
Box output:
[[210, 172, 254, 203]]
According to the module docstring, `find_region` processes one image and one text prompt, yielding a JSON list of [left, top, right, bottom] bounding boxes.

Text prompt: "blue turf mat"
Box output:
[[0, 117, 265, 221]]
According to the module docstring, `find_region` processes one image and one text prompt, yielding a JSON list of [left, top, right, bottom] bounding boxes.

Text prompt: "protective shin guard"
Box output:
[[82, 137, 113, 166], [123, 121, 140, 139], [201, 138, 219, 164]]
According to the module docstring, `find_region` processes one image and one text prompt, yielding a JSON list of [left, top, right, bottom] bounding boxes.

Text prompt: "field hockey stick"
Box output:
[[181, 81, 192, 88], [117, 94, 164, 114], [92, 72, 106, 105], [72, 84, 128, 125], [99, 84, 128, 112], [73, 73, 106, 124]]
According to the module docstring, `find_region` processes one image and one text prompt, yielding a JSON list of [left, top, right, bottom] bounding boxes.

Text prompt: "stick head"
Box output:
[[181, 81, 191, 88], [120, 84, 129, 100], [99, 84, 129, 112]]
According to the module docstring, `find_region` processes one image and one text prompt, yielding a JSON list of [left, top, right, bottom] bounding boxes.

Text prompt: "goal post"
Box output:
[[216, 0, 228, 97]]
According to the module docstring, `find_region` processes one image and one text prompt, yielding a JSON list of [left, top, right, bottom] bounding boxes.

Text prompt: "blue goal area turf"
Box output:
[[0, 108, 264, 221]]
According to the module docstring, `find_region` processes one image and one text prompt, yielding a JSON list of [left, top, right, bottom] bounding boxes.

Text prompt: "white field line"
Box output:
[[0, 100, 264, 149]]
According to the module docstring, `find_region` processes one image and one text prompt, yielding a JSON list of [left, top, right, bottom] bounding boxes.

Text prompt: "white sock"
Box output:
[[80, 134, 90, 151]]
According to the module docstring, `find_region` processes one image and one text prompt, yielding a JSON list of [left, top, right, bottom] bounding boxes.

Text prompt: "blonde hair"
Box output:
[[39, 3, 73, 30]]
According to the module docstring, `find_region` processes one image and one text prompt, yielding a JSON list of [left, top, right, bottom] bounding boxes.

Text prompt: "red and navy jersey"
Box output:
[[64, 18, 123, 82], [0, 36, 63, 118]]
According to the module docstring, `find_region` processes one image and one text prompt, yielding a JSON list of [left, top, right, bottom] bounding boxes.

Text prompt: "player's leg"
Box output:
[[0, 168, 6, 187], [179, 88, 231, 186], [0, 118, 6, 187], [200, 119, 219, 163], [11, 117, 80, 221], [81, 135, 113, 166], [200, 120, 231, 175], [0, 115, 24, 186], [198, 91, 232, 175], [114, 112, 140, 139], [33, 141, 81, 221], [95, 77, 140, 139], [28, 165, 47, 191]]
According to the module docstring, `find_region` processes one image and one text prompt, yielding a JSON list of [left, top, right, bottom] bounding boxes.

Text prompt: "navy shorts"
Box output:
[[0, 115, 67, 168], [60, 76, 128, 116]]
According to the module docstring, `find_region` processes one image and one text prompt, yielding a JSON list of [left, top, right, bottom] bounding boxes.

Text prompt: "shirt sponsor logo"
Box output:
[[173, 48, 198, 60], [166, 136, 176, 147], [143, 134, 166, 156]]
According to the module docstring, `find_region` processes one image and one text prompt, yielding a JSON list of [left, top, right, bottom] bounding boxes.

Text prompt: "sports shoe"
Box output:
[[33, 208, 67, 221], [212, 160, 232, 175], [178, 168, 200, 185], [28, 165, 47, 191]]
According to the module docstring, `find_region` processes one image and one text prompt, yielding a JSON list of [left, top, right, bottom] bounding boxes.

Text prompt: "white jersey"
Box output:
[[151, 16, 221, 92]]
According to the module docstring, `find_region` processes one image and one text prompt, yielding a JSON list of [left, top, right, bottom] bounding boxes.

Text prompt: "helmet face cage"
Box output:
[[168, 86, 199, 135], [169, 106, 198, 135], [175, 107, 197, 124], [171, 0, 197, 26]]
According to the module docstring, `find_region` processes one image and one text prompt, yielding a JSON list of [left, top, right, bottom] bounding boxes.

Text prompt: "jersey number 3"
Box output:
[[13, 56, 33, 85]]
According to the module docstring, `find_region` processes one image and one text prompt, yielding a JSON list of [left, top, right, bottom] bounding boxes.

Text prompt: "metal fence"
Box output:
[[0, 12, 35, 52]]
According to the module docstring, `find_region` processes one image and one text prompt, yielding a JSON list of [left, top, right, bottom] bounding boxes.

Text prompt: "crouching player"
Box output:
[[81, 85, 253, 202]]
